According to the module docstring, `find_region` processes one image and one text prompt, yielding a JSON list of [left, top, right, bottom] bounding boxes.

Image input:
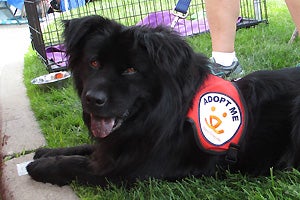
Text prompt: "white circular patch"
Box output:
[[199, 92, 242, 145]]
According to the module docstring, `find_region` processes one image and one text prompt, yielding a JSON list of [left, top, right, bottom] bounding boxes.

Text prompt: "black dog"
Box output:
[[27, 15, 300, 186]]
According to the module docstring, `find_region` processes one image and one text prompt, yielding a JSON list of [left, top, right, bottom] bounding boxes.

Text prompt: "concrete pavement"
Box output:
[[0, 24, 79, 200]]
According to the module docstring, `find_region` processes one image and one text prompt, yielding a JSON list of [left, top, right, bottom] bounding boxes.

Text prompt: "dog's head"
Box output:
[[63, 16, 209, 139]]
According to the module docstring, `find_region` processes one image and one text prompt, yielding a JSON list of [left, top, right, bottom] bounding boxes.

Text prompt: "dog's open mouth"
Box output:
[[90, 114, 123, 138]]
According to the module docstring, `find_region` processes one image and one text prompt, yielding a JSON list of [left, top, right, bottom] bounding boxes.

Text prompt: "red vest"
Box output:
[[187, 75, 247, 154]]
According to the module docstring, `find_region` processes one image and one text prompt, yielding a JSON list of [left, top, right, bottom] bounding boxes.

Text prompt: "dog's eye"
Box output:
[[122, 67, 137, 75], [90, 60, 101, 69]]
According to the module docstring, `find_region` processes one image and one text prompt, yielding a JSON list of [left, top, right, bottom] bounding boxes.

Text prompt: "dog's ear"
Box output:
[[63, 15, 120, 54], [134, 26, 193, 75]]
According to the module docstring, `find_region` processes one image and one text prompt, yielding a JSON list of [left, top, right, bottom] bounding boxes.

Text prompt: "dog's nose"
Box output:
[[85, 91, 107, 107]]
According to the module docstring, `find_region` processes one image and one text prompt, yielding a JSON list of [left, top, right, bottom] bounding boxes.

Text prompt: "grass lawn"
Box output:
[[23, 0, 300, 199]]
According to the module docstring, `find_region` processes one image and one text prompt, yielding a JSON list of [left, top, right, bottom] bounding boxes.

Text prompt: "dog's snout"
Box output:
[[86, 91, 107, 107]]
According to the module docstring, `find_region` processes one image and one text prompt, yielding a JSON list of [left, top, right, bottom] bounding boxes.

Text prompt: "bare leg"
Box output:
[[205, 0, 240, 53], [205, 0, 242, 76], [285, 0, 300, 32]]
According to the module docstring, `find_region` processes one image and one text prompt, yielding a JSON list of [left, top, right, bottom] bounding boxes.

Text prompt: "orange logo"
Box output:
[[205, 106, 227, 134]]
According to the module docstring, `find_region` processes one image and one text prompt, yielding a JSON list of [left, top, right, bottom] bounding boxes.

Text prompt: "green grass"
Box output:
[[71, 170, 300, 200], [23, 54, 90, 147], [23, 0, 300, 199]]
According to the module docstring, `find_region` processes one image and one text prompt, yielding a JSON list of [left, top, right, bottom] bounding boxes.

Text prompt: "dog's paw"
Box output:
[[33, 148, 54, 159], [27, 157, 71, 186]]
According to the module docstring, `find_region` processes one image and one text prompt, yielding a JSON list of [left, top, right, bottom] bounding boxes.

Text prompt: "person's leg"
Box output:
[[205, 0, 240, 67], [285, 0, 300, 32], [205, 0, 243, 77], [285, 0, 300, 67]]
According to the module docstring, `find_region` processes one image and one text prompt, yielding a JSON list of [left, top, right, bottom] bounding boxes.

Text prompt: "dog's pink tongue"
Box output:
[[90, 116, 115, 138]]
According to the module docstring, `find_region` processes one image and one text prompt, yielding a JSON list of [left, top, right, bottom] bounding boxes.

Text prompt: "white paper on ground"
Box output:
[[16, 160, 33, 176]]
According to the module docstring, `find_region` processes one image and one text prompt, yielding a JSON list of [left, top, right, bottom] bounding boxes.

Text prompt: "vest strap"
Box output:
[[225, 143, 240, 164]]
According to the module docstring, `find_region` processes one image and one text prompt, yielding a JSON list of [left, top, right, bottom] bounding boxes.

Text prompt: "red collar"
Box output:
[[187, 75, 247, 154]]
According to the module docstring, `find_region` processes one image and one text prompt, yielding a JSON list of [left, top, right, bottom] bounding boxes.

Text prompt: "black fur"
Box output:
[[27, 15, 300, 186]]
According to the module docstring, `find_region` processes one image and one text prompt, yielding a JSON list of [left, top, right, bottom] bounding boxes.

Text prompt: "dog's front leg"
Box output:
[[27, 155, 107, 186], [33, 144, 96, 159]]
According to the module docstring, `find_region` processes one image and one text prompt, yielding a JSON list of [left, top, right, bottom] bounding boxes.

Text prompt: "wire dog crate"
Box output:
[[24, 0, 268, 72]]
